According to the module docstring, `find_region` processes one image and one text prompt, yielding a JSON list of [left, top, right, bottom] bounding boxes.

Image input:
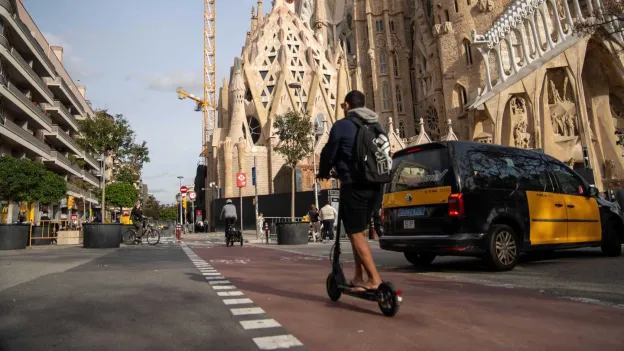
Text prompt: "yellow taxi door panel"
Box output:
[[561, 195, 601, 243], [526, 191, 568, 245]]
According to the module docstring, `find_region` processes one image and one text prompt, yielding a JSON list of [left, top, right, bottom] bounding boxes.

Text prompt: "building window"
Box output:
[[445, 10, 450, 22], [389, 20, 395, 32], [396, 85, 403, 113], [375, 20, 384, 32], [454, 0, 459, 12], [463, 39, 473, 66], [382, 82, 392, 110], [379, 51, 388, 74], [399, 121, 406, 138], [467, 0, 471, 4], [393, 53, 399, 77]]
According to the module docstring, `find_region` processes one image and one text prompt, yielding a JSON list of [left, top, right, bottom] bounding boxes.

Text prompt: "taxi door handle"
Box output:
[[554, 204, 564, 207], [567, 205, 575, 208]]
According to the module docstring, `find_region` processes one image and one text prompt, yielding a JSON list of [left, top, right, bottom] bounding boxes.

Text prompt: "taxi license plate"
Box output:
[[403, 220, 415, 229], [398, 207, 425, 217]]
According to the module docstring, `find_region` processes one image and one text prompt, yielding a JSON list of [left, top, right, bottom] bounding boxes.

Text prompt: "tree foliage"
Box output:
[[143, 194, 161, 219], [76, 110, 134, 157], [115, 167, 140, 184], [104, 182, 138, 209], [159, 205, 178, 221], [0, 156, 66, 204], [119, 140, 150, 178], [273, 110, 314, 169]]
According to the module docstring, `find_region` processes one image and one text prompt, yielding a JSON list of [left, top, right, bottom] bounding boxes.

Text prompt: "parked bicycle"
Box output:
[[123, 217, 160, 246]]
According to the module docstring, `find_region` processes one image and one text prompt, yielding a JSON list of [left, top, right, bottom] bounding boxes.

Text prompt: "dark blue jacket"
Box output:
[[318, 118, 357, 184]]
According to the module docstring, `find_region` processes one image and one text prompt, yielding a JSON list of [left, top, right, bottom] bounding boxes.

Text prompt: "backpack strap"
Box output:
[[346, 115, 364, 129]]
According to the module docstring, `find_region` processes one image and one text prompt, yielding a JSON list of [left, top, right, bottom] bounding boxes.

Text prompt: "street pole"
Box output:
[[101, 154, 106, 222], [239, 187, 243, 232], [254, 156, 259, 240], [191, 200, 195, 234], [177, 176, 183, 231], [183, 196, 187, 234]]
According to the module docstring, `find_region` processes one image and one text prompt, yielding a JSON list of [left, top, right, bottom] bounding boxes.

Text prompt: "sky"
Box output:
[[25, 0, 264, 204]]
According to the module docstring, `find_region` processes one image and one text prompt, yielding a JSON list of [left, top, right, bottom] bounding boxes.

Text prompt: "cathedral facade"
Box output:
[[206, 0, 624, 213]]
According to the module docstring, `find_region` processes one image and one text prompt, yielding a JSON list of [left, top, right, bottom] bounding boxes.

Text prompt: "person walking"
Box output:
[[320, 201, 337, 241], [308, 205, 321, 242], [317, 90, 392, 292]]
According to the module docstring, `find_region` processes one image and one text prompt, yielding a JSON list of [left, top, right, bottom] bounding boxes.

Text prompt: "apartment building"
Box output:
[[0, 0, 101, 222]]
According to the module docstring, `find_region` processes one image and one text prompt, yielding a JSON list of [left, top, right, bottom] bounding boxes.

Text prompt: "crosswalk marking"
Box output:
[[212, 285, 236, 290], [205, 276, 225, 280], [240, 319, 281, 330], [223, 298, 253, 305], [217, 291, 244, 297], [253, 335, 303, 350], [209, 280, 231, 285], [230, 307, 265, 316]]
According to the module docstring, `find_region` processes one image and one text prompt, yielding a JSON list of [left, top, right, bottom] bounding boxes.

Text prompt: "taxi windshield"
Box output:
[[390, 148, 452, 192]]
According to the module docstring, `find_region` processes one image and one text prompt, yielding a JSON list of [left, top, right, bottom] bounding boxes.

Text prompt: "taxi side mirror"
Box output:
[[588, 186, 599, 197]]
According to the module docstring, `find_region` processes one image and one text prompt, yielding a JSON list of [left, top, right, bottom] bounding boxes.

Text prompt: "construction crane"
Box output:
[[177, 0, 216, 161]]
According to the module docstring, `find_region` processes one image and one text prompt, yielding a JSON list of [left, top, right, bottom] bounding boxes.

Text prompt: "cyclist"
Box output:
[[317, 90, 390, 292], [220, 199, 238, 239], [130, 202, 146, 241]]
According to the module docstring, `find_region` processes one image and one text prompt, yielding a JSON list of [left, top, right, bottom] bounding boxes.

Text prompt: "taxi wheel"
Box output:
[[404, 252, 437, 266], [601, 220, 621, 257], [485, 224, 519, 271]]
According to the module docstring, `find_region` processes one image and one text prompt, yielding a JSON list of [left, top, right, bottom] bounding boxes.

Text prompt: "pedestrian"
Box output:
[[317, 90, 391, 292], [308, 205, 321, 242], [257, 212, 265, 238], [320, 201, 337, 241]]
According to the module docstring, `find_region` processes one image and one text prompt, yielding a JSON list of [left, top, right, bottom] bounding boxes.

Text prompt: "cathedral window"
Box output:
[[426, 106, 440, 140], [454, 0, 459, 12], [396, 85, 403, 113], [393, 54, 400, 77], [382, 82, 392, 111], [375, 20, 384, 33], [445, 10, 450, 22], [379, 51, 388, 75], [390, 21, 395, 32], [399, 121, 406, 138], [463, 40, 473, 66]]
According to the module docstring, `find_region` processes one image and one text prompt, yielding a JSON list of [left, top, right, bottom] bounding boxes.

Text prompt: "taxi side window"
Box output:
[[550, 163, 584, 195]]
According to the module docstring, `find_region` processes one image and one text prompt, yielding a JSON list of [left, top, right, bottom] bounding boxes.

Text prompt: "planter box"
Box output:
[[83, 223, 122, 249], [276, 222, 309, 245], [0, 224, 29, 250], [57, 230, 82, 245]]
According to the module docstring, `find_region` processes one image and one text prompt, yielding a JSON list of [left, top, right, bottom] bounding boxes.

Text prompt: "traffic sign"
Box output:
[[252, 167, 256, 186], [236, 173, 247, 188], [180, 185, 188, 194], [188, 191, 197, 201]]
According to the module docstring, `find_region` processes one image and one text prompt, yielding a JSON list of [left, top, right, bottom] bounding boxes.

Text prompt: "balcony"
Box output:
[[0, 82, 52, 131], [43, 76, 84, 115], [79, 150, 100, 170], [0, 118, 50, 158], [44, 100, 79, 132], [82, 170, 100, 188], [0, 0, 55, 77], [45, 150, 82, 177], [66, 182, 99, 204], [44, 125, 82, 155], [7, 46, 54, 103]]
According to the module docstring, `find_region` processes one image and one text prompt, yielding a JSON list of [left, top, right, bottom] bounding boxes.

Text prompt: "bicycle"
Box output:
[[123, 217, 160, 246]]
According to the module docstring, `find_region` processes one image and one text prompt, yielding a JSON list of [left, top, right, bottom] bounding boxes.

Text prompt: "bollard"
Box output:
[[264, 222, 270, 244], [175, 224, 182, 242]]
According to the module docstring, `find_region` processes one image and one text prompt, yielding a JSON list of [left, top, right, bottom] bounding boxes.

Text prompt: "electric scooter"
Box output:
[[325, 201, 402, 317]]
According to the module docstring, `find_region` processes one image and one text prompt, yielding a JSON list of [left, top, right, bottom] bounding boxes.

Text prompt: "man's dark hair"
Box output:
[[344, 90, 365, 109]]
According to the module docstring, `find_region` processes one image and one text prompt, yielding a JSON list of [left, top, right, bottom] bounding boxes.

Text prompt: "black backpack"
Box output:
[[348, 117, 393, 184]]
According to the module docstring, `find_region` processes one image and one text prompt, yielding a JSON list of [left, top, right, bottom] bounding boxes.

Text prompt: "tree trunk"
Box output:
[[291, 167, 295, 220], [101, 153, 106, 222]]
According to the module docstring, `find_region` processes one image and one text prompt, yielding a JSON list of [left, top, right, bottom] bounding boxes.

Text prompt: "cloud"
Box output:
[[43, 32, 99, 79], [149, 188, 171, 194], [145, 71, 203, 93]]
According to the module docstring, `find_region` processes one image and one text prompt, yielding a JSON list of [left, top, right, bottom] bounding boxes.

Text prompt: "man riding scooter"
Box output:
[[220, 199, 237, 239]]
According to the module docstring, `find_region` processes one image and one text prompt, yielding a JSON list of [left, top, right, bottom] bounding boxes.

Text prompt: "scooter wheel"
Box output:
[[377, 282, 401, 317], [326, 274, 341, 302]]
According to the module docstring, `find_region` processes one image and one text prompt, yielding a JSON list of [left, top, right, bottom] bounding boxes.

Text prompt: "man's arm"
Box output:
[[318, 122, 342, 178], [219, 207, 225, 220]]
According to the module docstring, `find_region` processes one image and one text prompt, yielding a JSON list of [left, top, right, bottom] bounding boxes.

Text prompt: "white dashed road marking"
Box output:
[[231, 307, 265, 316], [240, 319, 281, 330], [181, 244, 303, 349]]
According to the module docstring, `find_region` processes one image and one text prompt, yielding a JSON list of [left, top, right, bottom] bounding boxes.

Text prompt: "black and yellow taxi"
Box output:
[[380, 141, 623, 271]]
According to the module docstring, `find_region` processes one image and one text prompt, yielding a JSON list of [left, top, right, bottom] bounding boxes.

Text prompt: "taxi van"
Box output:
[[380, 141, 623, 271]]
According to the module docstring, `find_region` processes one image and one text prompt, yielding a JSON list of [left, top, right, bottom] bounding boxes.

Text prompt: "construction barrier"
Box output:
[[29, 220, 86, 247]]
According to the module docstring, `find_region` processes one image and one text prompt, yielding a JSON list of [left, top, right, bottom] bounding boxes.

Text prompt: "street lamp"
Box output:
[[177, 176, 184, 228], [288, 82, 319, 211]]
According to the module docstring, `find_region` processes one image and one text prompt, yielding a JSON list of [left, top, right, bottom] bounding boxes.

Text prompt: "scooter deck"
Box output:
[[336, 284, 381, 301]]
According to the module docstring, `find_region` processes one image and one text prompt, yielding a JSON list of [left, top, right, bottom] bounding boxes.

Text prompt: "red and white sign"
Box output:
[[236, 172, 247, 188], [195, 209, 202, 217], [188, 191, 197, 201], [180, 185, 188, 194]]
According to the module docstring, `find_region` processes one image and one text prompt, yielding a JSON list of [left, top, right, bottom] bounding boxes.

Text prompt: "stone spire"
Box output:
[[272, 0, 295, 13], [228, 57, 246, 142], [257, 0, 264, 25], [315, 0, 328, 48], [251, 6, 258, 32]]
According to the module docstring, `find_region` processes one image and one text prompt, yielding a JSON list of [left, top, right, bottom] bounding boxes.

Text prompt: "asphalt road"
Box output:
[[0, 244, 294, 351], [255, 241, 624, 308]]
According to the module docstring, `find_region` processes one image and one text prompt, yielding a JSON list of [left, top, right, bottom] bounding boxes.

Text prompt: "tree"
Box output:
[[115, 167, 140, 184], [77, 110, 135, 221], [574, 1, 624, 53], [159, 205, 178, 221], [273, 110, 314, 219], [119, 140, 150, 179], [143, 194, 161, 220], [103, 182, 138, 212]]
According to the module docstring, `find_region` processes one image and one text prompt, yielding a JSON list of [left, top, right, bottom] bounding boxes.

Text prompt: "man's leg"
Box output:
[[350, 231, 382, 289]]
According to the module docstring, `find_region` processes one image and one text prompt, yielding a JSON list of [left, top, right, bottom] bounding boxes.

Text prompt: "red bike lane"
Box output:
[[192, 244, 624, 351]]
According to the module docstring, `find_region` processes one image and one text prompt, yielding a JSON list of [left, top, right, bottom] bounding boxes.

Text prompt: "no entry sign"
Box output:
[[180, 185, 188, 194], [236, 173, 247, 188]]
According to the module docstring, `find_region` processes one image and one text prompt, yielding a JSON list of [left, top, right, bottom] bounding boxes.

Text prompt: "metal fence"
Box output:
[[29, 220, 85, 247]]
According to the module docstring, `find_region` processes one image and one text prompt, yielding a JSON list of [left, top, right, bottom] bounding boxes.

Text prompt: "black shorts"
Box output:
[[340, 183, 382, 235]]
